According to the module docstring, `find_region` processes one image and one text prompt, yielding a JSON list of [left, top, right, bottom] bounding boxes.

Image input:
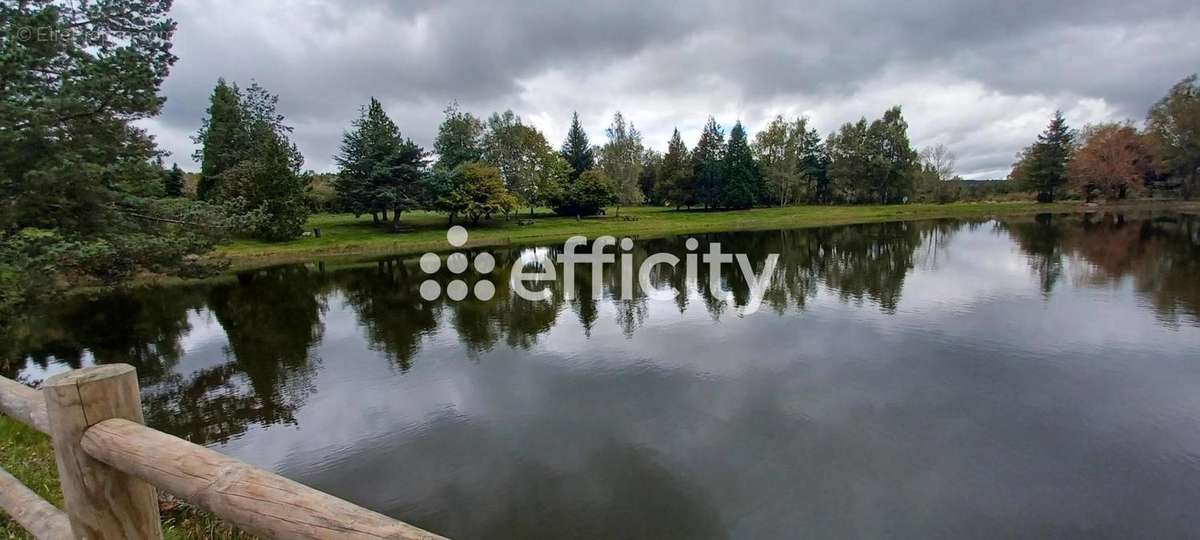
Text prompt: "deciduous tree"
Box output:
[[865, 106, 918, 204], [434, 103, 484, 172], [639, 149, 664, 206], [553, 170, 617, 217], [1146, 74, 1200, 200], [436, 162, 518, 225], [754, 116, 814, 206], [599, 112, 645, 216], [1068, 123, 1150, 201], [826, 119, 873, 203]]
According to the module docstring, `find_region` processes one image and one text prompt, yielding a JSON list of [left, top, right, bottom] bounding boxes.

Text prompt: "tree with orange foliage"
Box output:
[[1068, 123, 1151, 201]]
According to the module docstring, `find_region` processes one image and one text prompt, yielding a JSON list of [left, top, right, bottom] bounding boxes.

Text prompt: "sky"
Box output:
[[140, 0, 1200, 179]]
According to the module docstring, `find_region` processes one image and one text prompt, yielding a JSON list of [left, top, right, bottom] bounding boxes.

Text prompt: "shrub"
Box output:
[[553, 170, 617, 217]]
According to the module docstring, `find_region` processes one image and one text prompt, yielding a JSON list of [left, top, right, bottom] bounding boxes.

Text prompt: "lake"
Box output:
[[6, 211, 1200, 539]]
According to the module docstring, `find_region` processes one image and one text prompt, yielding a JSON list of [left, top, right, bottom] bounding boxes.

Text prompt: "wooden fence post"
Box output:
[[43, 364, 163, 539]]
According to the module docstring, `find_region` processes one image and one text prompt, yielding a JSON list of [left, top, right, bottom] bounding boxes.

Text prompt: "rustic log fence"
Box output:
[[0, 365, 446, 540]]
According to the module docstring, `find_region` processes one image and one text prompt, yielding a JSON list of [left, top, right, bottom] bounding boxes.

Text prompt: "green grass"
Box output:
[[0, 415, 252, 539], [216, 200, 1196, 269]]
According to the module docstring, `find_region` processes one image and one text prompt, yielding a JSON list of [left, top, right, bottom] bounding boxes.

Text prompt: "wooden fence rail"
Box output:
[[0, 365, 447, 540]]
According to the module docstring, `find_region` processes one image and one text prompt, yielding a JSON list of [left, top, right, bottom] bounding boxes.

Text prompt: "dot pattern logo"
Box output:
[[419, 226, 495, 301]]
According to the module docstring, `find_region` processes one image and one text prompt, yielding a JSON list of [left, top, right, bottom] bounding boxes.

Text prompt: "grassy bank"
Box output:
[[217, 200, 1198, 269], [0, 415, 251, 539]]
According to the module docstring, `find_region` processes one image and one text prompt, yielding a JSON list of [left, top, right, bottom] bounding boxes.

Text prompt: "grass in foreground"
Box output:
[[0, 415, 252, 540], [217, 200, 1195, 269]]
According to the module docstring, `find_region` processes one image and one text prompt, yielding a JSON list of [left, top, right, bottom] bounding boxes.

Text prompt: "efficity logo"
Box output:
[[419, 226, 497, 302], [419, 226, 780, 314]]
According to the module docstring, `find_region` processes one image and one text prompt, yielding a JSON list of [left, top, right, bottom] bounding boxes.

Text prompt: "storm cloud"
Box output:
[[143, 0, 1200, 178]]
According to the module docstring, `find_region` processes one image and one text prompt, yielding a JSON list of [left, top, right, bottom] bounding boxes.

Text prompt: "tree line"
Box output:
[[1010, 76, 1200, 203], [190, 73, 1200, 235]]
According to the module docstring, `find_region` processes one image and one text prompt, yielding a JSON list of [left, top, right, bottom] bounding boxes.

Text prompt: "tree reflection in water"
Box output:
[[3, 212, 1197, 446]]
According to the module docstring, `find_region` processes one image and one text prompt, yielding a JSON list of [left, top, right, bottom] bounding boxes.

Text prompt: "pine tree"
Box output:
[[1, 0, 228, 321], [721, 121, 761, 209], [691, 117, 725, 209], [661, 129, 694, 209], [163, 163, 185, 197], [1023, 111, 1075, 202], [560, 112, 595, 182], [194, 79, 245, 200]]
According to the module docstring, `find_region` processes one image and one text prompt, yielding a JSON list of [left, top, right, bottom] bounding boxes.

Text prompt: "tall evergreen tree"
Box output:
[[661, 129, 694, 209], [721, 121, 761, 209], [560, 112, 595, 182], [798, 126, 829, 203], [194, 79, 245, 200], [691, 117, 726, 209], [335, 97, 429, 227], [163, 163, 185, 197], [199, 80, 310, 240], [1, 0, 225, 320], [1021, 111, 1075, 202]]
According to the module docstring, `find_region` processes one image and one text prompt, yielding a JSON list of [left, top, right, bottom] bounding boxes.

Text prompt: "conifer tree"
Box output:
[[661, 129, 694, 209], [721, 121, 761, 209], [1022, 111, 1075, 202], [560, 112, 595, 182], [194, 79, 245, 200], [691, 117, 725, 209], [164, 163, 185, 197], [335, 98, 429, 227]]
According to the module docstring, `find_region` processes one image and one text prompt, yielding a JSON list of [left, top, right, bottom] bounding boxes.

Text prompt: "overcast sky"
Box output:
[[141, 0, 1200, 179]]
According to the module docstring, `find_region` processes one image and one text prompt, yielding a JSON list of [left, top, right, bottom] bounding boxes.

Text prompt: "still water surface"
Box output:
[[7, 212, 1200, 538]]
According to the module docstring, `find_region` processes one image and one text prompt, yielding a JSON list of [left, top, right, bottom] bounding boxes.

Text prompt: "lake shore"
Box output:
[[217, 200, 1200, 271]]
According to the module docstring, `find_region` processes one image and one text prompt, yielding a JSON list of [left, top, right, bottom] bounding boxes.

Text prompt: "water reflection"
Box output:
[[4, 212, 1200, 538]]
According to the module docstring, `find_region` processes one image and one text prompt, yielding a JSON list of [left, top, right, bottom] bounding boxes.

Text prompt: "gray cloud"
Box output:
[[146, 0, 1200, 178]]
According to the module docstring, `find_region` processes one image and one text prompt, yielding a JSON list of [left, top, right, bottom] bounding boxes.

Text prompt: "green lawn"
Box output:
[[0, 415, 252, 539], [217, 200, 1194, 269]]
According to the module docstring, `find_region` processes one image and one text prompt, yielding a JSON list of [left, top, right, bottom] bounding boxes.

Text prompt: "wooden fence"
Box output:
[[0, 365, 447, 539]]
